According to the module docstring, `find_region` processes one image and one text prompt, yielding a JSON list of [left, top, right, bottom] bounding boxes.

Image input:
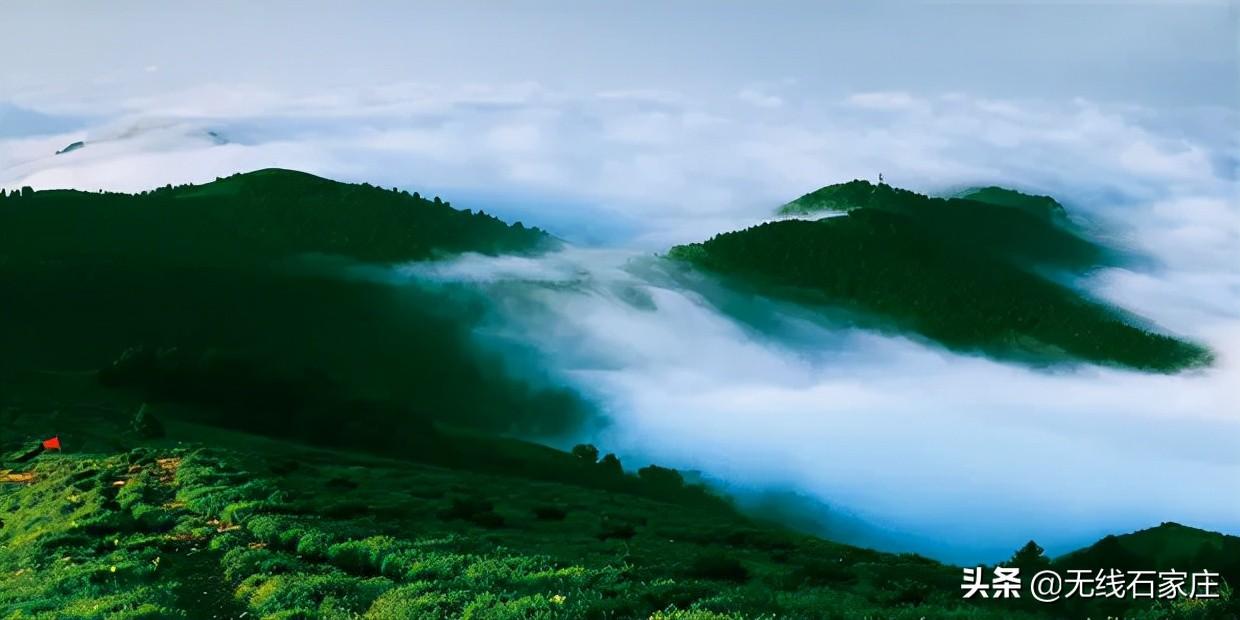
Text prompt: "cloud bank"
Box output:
[[2, 84, 1237, 562], [4, 83, 1234, 246]]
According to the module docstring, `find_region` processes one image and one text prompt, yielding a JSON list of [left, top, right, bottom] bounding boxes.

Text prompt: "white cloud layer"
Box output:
[[3, 84, 1236, 249], [2, 83, 1237, 562], [398, 239, 1238, 563]]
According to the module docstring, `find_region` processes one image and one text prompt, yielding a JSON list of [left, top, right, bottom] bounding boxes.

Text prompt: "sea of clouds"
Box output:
[[2, 83, 1236, 562]]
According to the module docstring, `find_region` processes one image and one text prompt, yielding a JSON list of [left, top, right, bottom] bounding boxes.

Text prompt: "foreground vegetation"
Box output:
[[3, 371, 1237, 619], [0, 373, 1008, 619], [672, 181, 1210, 372]]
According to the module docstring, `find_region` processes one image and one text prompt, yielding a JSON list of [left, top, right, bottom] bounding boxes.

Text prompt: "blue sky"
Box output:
[[4, 1, 1237, 108]]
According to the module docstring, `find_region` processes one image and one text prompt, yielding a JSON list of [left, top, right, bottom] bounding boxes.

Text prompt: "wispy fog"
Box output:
[[391, 231, 1238, 564]]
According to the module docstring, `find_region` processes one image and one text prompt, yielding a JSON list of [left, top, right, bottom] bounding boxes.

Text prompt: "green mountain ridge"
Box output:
[[781, 181, 1068, 221], [0, 168, 554, 268], [956, 186, 1067, 219], [672, 181, 1210, 372], [0, 169, 588, 439], [1057, 522, 1240, 574], [775, 180, 1099, 270]]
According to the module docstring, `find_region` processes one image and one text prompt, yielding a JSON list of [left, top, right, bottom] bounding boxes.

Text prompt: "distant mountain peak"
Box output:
[[958, 186, 1066, 219], [778, 180, 1068, 220], [1057, 520, 1239, 570], [2, 168, 555, 265], [777, 179, 879, 216], [672, 179, 1210, 372]]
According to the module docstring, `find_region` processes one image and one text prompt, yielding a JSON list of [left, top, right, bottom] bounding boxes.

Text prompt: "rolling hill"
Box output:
[[0, 170, 586, 438], [0, 168, 553, 267], [775, 180, 1101, 270], [670, 182, 1210, 372]]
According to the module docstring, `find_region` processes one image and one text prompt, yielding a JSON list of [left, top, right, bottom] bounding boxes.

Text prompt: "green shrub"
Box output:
[[210, 531, 246, 552], [378, 549, 420, 580], [405, 553, 477, 582], [246, 514, 286, 544], [115, 473, 155, 510], [632, 578, 720, 613], [176, 485, 232, 518], [239, 572, 393, 617], [296, 531, 335, 559], [33, 531, 97, 552], [327, 536, 402, 575], [366, 583, 473, 619], [650, 609, 744, 620], [130, 504, 175, 532], [276, 526, 308, 550], [461, 593, 560, 620], [462, 556, 555, 590], [221, 500, 271, 525], [222, 547, 309, 582], [517, 565, 613, 593], [79, 510, 139, 535]]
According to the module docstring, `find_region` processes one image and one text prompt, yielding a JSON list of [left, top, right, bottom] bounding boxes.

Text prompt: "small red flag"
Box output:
[[42, 436, 61, 451]]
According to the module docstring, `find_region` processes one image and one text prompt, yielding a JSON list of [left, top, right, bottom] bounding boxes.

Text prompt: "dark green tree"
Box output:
[[599, 453, 623, 477], [637, 465, 684, 492], [1005, 540, 1050, 573], [570, 443, 599, 463]]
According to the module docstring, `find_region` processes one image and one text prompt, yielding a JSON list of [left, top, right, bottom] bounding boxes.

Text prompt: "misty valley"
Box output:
[[1, 170, 1236, 619]]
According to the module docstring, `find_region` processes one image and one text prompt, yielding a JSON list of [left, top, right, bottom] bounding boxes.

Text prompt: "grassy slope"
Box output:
[[670, 182, 1210, 372], [3, 373, 1236, 619], [2, 372, 1033, 620]]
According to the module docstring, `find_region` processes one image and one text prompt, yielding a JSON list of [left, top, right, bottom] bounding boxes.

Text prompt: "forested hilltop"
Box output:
[[776, 180, 1101, 270], [671, 181, 1210, 372], [0, 169, 585, 439], [0, 168, 552, 268]]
